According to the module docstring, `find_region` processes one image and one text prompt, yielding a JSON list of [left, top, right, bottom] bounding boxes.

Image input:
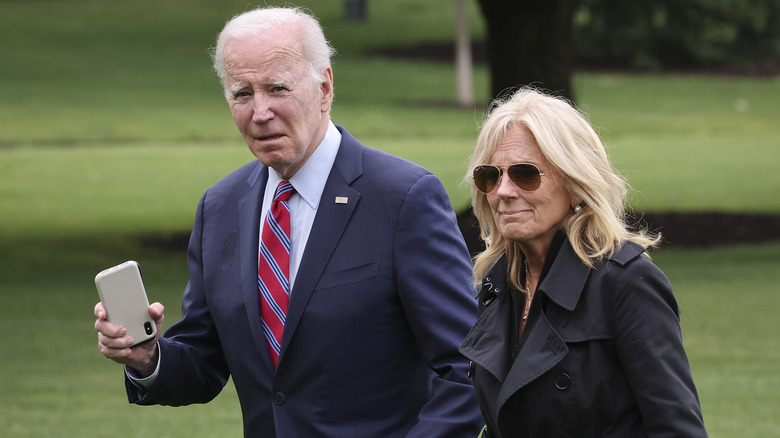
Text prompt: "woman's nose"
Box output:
[[495, 171, 518, 198]]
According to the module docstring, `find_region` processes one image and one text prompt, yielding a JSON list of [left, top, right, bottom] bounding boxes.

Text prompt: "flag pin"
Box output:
[[335, 196, 349, 204]]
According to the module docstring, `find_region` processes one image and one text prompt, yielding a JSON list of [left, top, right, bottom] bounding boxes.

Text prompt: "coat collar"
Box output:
[[460, 235, 588, 383], [536, 237, 591, 311], [539, 238, 645, 311], [460, 239, 580, 386], [460, 235, 648, 394]]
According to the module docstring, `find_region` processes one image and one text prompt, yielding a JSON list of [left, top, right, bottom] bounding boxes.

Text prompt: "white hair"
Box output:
[[210, 6, 336, 95]]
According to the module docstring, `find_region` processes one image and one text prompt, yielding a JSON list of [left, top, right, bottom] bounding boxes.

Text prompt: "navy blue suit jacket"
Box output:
[[127, 127, 482, 437]]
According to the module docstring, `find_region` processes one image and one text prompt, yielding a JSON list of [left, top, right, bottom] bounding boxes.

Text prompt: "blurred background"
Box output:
[[1, 0, 778, 436]]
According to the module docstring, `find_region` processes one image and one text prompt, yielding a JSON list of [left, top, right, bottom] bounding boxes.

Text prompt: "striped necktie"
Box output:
[[258, 180, 294, 368]]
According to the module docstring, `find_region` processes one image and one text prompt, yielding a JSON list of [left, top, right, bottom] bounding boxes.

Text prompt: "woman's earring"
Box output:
[[573, 204, 582, 213]]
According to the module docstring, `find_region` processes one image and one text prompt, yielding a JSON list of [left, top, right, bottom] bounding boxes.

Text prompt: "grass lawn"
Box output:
[[2, 238, 778, 437], [1, 0, 779, 436]]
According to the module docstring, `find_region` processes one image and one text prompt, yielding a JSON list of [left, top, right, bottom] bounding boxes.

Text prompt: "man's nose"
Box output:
[[251, 94, 274, 123]]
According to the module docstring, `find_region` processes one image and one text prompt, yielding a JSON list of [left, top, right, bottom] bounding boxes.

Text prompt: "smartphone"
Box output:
[[95, 260, 157, 347]]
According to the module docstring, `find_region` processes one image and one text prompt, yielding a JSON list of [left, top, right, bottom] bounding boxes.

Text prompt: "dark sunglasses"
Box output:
[[473, 163, 548, 193]]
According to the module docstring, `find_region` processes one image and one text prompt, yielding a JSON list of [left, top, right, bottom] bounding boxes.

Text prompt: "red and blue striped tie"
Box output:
[[258, 181, 294, 368]]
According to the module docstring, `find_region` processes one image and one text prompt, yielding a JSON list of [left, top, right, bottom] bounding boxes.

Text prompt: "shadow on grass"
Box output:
[[457, 208, 780, 256], [138, 209, 780, 257]]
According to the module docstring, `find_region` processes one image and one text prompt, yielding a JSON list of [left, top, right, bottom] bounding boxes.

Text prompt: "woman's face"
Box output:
[[486, 125, 575, 255]]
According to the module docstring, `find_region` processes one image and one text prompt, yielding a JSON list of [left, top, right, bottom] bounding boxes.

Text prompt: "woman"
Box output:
[[459, 88, 707, 437]]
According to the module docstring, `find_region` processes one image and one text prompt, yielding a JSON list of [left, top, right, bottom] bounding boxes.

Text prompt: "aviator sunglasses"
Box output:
[[473, 163, 548, 193]]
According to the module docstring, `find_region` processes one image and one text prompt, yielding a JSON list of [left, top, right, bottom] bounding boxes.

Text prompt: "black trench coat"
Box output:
[[460, 236, 707, 438]]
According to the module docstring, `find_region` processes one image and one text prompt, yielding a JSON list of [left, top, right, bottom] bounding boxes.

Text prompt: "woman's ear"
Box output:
[[569, 194, 584, 210]]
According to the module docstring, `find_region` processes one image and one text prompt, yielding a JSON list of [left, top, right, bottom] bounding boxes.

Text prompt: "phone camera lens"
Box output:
[[144, 321, 153, 335]]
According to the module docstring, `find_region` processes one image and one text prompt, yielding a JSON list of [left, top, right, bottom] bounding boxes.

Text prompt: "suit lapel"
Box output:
[[277, 128, 364, 365], [237, 164, 276, 372]]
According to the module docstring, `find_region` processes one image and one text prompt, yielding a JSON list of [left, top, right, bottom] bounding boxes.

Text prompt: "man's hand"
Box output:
[[94, 302, 165, 377]]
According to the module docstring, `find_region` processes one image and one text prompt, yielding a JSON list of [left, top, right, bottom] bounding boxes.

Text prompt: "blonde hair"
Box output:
[[466, 87, 659, 290]]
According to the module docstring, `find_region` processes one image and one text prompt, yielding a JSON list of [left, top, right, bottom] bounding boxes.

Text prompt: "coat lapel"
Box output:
[[237, 164, 276, 372], [460, 269, 513, 382], [495, 240, 590, 406], [462, 240, 592, 418], [496, 309, 568, 407], [277, 128, 363, 365]]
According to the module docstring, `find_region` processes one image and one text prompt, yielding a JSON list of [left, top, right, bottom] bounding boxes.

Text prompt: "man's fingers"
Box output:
[[98, 331, 134, 349], [95, 317, 126, 337], [94, 302, 106, 319], [149, 302, 165, 318]]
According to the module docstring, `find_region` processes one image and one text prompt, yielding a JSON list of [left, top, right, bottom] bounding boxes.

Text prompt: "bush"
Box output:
[[574, 0, 780, 72]]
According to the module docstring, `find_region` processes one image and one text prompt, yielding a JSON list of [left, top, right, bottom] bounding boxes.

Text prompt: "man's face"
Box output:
[[223, 30, 333, 179]]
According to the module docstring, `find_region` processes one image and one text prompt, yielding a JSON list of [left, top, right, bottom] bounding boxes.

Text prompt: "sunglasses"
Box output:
[[473, 163, 548, 193]]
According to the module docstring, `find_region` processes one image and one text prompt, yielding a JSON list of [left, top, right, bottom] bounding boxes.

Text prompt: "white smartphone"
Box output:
[[95, 260, 157, 347]]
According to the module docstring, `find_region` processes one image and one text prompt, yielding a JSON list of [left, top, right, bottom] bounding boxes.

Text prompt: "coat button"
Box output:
[[273, 392, 287, 405], [554, 373, 571, 390]]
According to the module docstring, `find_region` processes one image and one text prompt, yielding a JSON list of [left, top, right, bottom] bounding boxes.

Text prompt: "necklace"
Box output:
[[521, 263, 534, 321]]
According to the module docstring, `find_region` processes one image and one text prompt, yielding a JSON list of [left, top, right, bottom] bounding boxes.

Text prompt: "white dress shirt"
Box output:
[[260, 121, 341, 290]]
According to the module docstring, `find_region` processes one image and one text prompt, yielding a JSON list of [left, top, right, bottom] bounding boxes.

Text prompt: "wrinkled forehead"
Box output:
[[223, 32, 307, 77], [224, 27, 305, 61]]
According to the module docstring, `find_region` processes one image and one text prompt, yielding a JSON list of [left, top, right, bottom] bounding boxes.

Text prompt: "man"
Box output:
[[94, 6, 482, 437]]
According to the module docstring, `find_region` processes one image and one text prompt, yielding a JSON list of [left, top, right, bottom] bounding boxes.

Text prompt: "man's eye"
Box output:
[[272, 86, 288, 93], [235, 91, 251, 98]]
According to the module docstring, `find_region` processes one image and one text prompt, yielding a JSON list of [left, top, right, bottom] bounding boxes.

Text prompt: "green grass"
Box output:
[[0, 237, 244, 438], [654, 244, 780, 437], [2, 236, 778, 437], [1, 0, 779, 437]]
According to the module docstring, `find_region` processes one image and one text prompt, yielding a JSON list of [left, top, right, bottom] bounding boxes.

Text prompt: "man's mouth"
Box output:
[[259, 134, 283, 141]]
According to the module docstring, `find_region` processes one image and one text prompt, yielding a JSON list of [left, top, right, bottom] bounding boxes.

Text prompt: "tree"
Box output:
[[455, 0, 475, 107], [476, 0, 579, 101], [344, 0, 368, 21], [574, 0, 780, 72]]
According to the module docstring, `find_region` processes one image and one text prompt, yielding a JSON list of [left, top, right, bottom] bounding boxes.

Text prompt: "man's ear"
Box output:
[[320, 67, 334, 112]]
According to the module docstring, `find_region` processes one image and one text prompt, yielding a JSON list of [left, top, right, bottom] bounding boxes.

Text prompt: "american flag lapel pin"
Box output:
[[335, 196, 349, 204]]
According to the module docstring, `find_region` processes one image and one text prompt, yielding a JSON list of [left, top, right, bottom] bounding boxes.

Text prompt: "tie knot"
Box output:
[[274, 181, 294, 202]]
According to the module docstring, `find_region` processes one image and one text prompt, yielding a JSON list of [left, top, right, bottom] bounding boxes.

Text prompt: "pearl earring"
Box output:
[[573, 205, 582, 213]]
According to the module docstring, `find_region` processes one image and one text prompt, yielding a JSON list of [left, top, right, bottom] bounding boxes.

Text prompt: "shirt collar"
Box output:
[[268, 121, 341, 208]]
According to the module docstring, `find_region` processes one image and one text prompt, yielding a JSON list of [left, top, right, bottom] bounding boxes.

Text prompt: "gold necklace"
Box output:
[[521, 263, 534, 321]]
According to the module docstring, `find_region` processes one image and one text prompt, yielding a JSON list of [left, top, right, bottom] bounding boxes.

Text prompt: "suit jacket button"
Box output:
[[554, 373, 571, 390], [273, 392, 287, 405]]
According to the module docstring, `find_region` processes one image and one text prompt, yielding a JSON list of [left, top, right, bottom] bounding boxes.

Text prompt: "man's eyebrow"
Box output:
[[228, 78, 290, 95], [269, 78, 294, 88], [228, 84, 246, 95]]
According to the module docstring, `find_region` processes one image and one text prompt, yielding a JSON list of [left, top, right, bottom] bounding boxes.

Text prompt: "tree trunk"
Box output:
[[455, 0, 475, 107], [345, 0, 368, 21], [477, 0, 578, 102]]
